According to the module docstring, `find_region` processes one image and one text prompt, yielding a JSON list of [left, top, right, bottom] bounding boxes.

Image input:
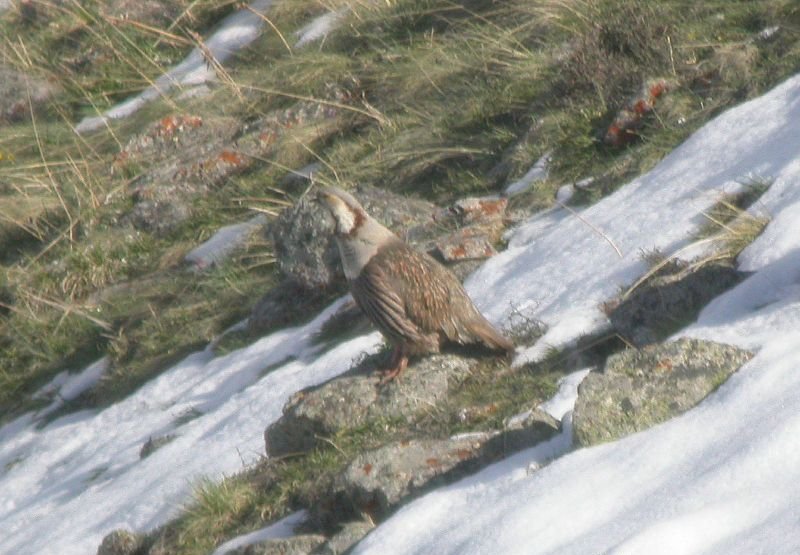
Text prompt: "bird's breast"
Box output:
[[335, 236, 378, 280]]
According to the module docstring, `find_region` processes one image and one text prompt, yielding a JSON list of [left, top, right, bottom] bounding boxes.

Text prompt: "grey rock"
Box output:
[[492, 408, 561, 454], [265, 354, 475, 458], [125, 198, 192, 236], [139, 434, 176, 459], [270, 193, 341, 291], [225, 534, 326, 555], [573, 338, 753, 446], [610, 261, 745, 346], [96, 529, 143, 555], [311, 521, 374, 555], [115, 115, 244, 233], [280, 162, 322, 191], [248, 279, 332, 337], [334, 436, 488, 519], [270, 184, 437, 292], [326, 409, 558, 521]]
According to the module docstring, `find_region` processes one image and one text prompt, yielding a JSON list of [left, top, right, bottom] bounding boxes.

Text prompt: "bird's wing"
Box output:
[[368, 243, 471, 341], [375, 243, 513, 352], [350, 256, 425, 345]]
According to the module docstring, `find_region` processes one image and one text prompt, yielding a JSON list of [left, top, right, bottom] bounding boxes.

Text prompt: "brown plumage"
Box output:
[[316, 186, 513, 381]]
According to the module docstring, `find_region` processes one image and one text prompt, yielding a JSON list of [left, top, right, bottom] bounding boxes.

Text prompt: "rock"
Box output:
[[280, 162, 322, 191], [270, 193, 341, 291], [96, 529, 143, 555], [139, 434, 176, 459], [311, 520, 374, 555], [435, 228, 497, 262], [443, 197, 508, 226], [248, 280, 332, 336], [0, 67, 60, 123], [609, 261, 745, 346], [333, 437, 489, 520], [490, 408, 561, 453], [224, 534, 326, 555], [572, 338, 753, 446], [270, 184, 437, 292], [125, 199, 192, 236], [265, 354, 475, 458], [323, 409, 558, 522]]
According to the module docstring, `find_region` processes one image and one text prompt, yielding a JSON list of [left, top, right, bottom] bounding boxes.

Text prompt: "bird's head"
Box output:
[[315, 186, 367, 237]]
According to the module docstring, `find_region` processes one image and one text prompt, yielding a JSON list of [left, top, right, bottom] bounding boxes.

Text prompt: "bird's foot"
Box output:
[[377, 348, 408, 385]]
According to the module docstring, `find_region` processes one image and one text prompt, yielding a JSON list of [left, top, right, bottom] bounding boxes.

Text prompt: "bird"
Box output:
[[316, 186, 514, 382]]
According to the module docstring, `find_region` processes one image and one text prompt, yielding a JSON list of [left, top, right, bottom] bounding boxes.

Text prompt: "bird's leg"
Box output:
[[379, 345, 408, 384]]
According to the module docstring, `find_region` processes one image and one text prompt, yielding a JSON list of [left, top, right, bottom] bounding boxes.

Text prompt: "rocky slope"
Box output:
[[1, 1, 798, 554]]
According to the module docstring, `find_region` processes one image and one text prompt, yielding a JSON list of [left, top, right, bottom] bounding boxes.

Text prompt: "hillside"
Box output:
[[1, 1, 799, 554]]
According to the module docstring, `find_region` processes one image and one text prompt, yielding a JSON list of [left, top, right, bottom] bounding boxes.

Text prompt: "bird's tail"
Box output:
[[468, 315, 515, 354]]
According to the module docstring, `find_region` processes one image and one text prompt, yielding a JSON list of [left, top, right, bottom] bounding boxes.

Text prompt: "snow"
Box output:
[[0, 297, 382, 554], [74, 0, 274, 134], [504, 152, 550, 196], [2, 59, 800, 555], [211, 511, 306, 555], [294, 10, 345, 48], [185, 214, 267, 270]]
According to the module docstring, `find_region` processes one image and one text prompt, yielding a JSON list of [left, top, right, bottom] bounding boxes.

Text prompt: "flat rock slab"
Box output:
[[610, 261, 745, 346], [327, 409, 559, 521], [223, 534, 326, 555], [311, 520, 374, 555], [265, 354, 475, 458], [573, 338, 753, 446]]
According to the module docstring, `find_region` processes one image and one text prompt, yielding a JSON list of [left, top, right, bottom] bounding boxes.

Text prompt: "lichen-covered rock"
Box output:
[[270, 184, 437, 292], [264, 354, 475, 458], [224, 534, 326, 555], [96, 529, 143, 555], [324, 409, 558, 522], [311, 520, 374, 555], [333, 437, 489, 520], [610, 261, 745, 346], [270, 193, 341, 291], [435, 228, 497, 261], [573, 338, 753, 446]]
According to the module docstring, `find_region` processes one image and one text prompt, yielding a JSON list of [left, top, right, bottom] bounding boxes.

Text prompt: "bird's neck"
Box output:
[[335, 217, 399, 280]]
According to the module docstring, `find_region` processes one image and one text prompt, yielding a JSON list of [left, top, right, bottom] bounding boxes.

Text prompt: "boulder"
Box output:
[[323, 409, 558, 522], [573, 338, 753, 446], [264, 354, 475, 458], [609, 260, 745, 346], [96, 529, 143, 555], [270, 184, 437, 292], [223, 534, 326, 555]]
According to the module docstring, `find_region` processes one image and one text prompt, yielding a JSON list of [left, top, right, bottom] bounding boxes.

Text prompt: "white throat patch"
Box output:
[[334, 217, 398, 280], [331, 202, 357, 235]]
